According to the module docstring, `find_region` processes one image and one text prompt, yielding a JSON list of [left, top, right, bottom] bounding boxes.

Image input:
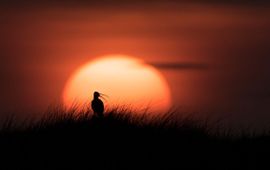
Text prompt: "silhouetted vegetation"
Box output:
[[0, 106, 269, 169]]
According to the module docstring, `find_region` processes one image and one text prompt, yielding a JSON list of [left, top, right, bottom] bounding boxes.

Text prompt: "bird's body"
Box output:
[[91, 91, 104, 117]]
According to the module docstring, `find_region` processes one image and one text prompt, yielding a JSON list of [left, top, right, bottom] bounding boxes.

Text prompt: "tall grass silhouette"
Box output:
[[0, 105, 269, 169]]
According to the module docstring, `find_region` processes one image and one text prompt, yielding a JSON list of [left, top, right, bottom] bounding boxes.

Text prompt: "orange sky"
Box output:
[[1, 1, 270, 130]]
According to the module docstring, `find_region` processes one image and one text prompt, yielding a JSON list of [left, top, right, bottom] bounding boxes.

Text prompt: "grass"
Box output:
[[0, 106, 269, 169]]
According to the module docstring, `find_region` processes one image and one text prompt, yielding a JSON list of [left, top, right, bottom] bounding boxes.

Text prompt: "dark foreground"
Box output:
[[0, 109, 269, 169]]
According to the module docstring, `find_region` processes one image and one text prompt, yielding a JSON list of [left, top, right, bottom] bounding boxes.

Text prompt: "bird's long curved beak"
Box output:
[[100, 93, 109, 101], [100, 93, 109, 98]]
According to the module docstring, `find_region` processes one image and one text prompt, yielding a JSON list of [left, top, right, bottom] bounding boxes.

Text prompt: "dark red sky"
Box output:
[[1, 0, 270, 131]]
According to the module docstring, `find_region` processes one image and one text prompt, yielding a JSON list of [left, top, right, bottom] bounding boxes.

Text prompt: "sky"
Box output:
[[1, 0, 270, 131]]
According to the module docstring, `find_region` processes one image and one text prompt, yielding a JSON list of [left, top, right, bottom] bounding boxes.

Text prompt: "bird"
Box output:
[[91, 91, 104, 117]]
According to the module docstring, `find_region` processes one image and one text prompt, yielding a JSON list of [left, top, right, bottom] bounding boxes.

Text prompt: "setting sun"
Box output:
[[63, 55, 171, 113]]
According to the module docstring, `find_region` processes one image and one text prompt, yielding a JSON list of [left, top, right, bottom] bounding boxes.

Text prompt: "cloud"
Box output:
[[149, 62, 208, 70]]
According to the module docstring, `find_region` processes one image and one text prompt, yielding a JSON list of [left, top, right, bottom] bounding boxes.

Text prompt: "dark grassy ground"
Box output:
[[0, 107, 269, 169]]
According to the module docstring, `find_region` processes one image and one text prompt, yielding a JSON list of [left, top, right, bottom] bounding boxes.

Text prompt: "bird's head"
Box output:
[[94, 91, 100, 99], [93, 91, 109, 100]]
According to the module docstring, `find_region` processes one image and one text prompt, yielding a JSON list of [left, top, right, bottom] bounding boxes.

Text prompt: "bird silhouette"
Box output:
[[91, 91, 104, 117]]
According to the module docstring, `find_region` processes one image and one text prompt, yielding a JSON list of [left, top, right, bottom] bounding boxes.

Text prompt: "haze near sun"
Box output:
[[63, 55, 172, 113]]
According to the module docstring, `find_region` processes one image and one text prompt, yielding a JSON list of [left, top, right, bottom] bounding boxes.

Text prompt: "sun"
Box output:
[[63, 55, 171, 113]]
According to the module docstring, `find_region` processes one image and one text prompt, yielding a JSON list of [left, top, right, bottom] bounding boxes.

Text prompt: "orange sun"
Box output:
[[63, 55, 171, 113]]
